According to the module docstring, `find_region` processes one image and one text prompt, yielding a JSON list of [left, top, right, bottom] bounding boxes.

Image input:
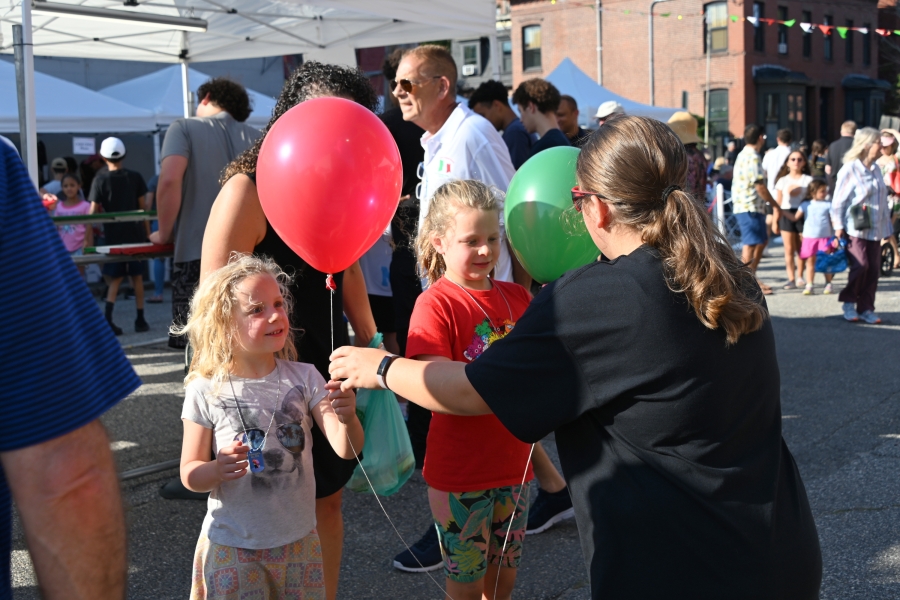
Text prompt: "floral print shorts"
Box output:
[[190, 530, 325, 599], [427, 484, 530, 583]]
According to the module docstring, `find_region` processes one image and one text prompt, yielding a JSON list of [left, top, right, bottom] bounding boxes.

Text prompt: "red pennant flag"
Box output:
[[818, 24, 833, 35], [761, 18, 776, 26], [877, 28, 892, 37]]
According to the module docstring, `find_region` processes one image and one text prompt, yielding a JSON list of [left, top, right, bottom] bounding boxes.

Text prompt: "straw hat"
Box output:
[[667, 111, 702, 145]]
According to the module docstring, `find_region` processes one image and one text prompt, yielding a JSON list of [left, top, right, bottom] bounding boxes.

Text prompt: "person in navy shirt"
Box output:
[[0, 141, 141, 599], [468, 79, 533, 170], [512, 78, 571, 158]]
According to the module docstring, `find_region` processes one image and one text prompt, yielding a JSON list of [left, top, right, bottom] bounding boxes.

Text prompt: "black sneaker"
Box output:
[[135, 319, 150, 333], [108, 320, 123, 336], [526, 487, 574, 535], [392, 525, 443, 573]]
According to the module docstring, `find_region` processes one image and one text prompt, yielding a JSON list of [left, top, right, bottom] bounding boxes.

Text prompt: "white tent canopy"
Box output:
[[100, 65, 276, 129], [0, 0, 495, 64], [0, 59, 158, 132], [546, 58, 681, 126]]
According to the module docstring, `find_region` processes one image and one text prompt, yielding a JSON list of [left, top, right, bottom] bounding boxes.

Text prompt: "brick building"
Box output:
[[510, 0, 888, 152]]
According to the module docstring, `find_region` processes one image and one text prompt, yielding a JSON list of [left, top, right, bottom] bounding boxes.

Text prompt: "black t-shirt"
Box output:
[[88, 169, 148, 245], [248, 175, 347, 380], [529, 128, 571, 158], [381, 107, 425, 251], [466, 247, 821, 599], [826, 136, 854, 192], [568, 127, 591, 148]]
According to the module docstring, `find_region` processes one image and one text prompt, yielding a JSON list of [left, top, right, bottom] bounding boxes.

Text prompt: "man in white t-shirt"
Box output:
[[394, 45, 527, 287], [761, 128, 793, 201]]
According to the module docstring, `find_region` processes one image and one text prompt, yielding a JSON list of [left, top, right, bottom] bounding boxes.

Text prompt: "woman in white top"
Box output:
[[774, 150, 813, 289], [875, 129, 900, 270], [831, 127, 894, 324]]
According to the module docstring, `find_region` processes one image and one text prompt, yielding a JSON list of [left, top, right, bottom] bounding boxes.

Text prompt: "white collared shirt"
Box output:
[[831, 159, 893, 241], [418, 103, 516, 282]]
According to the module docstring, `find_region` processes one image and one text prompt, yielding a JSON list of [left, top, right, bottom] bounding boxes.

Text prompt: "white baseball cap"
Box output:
[[594, 101, 625, 120], [99, 137, 126, 160]]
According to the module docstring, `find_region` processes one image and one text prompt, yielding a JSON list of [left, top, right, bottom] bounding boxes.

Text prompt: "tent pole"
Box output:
[[13, 19, 38, 186], [153, 131, 161, 175], [181, 59, 191, 118]]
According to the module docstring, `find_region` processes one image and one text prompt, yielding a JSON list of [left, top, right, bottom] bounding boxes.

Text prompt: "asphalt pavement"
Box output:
[[10, 248, 900, 599]]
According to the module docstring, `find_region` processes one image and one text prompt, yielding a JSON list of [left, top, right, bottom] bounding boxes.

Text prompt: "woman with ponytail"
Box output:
[[331, 114, 821, 599]]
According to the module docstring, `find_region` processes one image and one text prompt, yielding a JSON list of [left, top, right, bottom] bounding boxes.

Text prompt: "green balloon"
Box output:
[[505, 146, 600, 283]]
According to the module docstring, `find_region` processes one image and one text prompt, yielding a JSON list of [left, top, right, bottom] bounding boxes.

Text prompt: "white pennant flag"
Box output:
[[858, 27, 869, 35], [800, 22, 813, 33], [747, 16, 759, 26]]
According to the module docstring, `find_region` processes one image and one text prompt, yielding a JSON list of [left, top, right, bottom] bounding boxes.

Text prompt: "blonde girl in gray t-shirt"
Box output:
[[175, 253, 363, 599]]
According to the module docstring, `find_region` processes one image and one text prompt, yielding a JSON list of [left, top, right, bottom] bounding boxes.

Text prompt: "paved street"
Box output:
[[10, 249, 900, 599]]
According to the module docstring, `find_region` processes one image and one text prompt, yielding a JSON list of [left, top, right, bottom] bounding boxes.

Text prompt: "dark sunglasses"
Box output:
[[571, 186, 602, 212], [238, 422, 305, 454], [391, 76, 441, 94]]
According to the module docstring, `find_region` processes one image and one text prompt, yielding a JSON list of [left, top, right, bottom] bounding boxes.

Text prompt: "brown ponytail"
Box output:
[[576, 115, 766, 345]]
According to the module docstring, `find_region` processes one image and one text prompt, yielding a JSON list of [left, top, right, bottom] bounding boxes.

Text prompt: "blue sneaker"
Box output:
[[392, 525, 443, 573], [526, 487, 575, 535]]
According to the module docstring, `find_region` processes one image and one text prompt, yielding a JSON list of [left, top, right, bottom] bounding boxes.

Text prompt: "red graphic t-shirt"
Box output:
[[407, 276, 536, 492]]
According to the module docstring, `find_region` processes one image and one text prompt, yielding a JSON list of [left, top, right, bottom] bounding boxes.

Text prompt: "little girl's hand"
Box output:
[[216, 440, 250, 481], [325, 380, 357, 422]]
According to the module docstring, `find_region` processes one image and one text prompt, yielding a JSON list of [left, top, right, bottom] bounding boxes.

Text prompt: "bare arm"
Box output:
[[2, 420, 126, 600], [329, 346, 491, 416], [310, 381, 364, 459], [342, 260, 377, 347], [755, 182, 780, 212], [180, 419, 249, 492], [199, 174, 268, 282], [148, 154, 188, 244]]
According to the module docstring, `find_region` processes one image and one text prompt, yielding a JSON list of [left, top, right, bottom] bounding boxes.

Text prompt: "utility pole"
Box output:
[[648, 0, 674, 106]]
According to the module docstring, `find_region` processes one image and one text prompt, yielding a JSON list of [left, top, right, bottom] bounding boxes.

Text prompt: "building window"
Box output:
[[845, 20, 854, 63], [704, 2, 728, 53], [523, 25, 541, 70], [863, 23, 871, 66], [460, 42, 479, 77], [824, 15, 833, 61], [753, 3, 765, 52], [682, 91, 689, 109], [708, 89, 729, 139], [802, 10, 812, 57], [777, 6, 788, 54], [501, 40, 512, 74], [787, 93, 804, 143]]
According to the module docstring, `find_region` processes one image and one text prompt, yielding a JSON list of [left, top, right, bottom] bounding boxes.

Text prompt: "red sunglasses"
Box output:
[[571, 186, 602, 212]]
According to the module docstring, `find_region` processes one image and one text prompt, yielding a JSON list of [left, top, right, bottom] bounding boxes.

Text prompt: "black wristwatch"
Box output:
[[376, 354, 400, 390]]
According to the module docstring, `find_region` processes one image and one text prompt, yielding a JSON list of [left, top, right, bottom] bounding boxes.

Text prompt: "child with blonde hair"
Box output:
[[176, 253, 363, 599], [409, 180, 534, 600]]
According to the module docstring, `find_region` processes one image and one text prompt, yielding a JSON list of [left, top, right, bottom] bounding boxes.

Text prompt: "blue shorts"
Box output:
[[736, 211, 768, 247]]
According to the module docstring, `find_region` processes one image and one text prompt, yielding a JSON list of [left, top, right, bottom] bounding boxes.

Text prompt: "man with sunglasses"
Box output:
[[389, 43, 530, 575]]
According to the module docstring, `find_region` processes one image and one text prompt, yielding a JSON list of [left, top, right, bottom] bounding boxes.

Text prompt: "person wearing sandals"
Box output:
[[773, 150, 813, 289], [732, 124, 781, 295], [831, 127, 894, 324]]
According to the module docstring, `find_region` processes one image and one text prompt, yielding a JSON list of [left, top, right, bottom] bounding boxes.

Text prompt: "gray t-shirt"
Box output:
[[161, 112, 259, 263], [181, 359, 326, 549]]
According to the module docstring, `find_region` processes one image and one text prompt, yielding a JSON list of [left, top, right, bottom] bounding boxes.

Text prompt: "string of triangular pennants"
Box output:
[[559, 2, 890, 40]]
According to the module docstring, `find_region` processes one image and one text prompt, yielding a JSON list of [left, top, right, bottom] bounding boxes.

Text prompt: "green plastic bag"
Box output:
[[346, 334, 415, 495]]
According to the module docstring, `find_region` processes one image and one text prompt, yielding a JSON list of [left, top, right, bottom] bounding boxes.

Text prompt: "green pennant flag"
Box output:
[[730, 15, 739, 22], [660, 12, 671, 17], [836, 27, 848, 39], [624, 9, 630, 13], [895, 30, 900, 35], [783, 19, 796, 27]]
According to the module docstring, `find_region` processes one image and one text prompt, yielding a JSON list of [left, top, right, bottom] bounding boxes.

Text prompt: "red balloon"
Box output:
[[257, 97, 402, 274]]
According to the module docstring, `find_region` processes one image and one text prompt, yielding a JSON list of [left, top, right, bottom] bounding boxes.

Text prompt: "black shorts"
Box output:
[[311, 419, 360, 498], [368, 294, 396, 334], [102, 260, 147, 278], [778, 209, 804, 234]]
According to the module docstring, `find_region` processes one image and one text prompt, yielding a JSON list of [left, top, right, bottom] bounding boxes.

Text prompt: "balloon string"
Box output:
[[493, 443, 535, 600], [328, 278, 455, 600]]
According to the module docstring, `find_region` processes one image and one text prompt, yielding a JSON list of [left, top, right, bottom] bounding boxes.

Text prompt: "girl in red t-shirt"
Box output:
[[407, 179, 535, 600]]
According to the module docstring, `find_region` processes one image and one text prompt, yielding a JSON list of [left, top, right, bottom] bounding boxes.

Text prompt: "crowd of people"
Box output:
[[716, 119, 899, 323], [12, 42, 898, 600]]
